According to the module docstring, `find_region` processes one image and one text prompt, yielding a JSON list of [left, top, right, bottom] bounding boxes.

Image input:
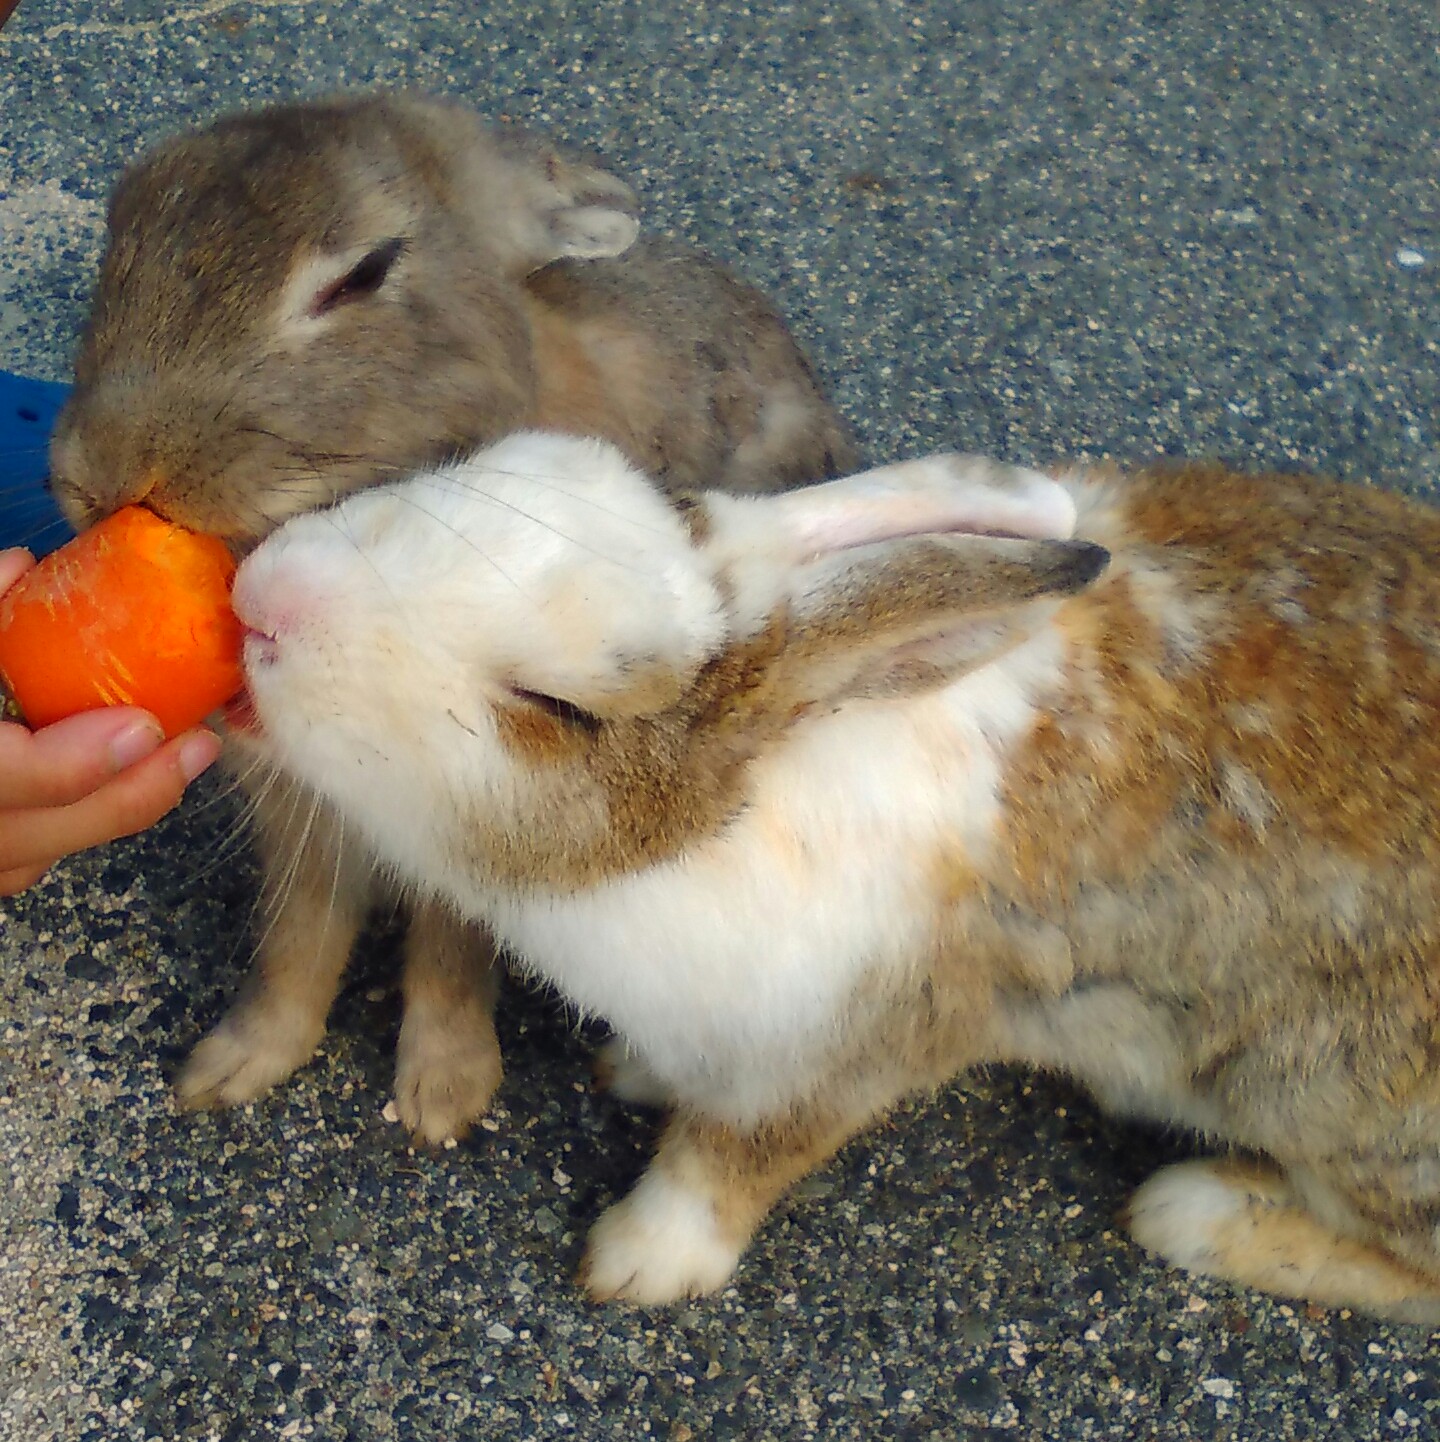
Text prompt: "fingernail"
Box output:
[[108, 718, 165, 772], [178, 730, 222, 782]]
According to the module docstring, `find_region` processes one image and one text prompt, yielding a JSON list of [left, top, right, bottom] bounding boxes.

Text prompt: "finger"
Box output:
[[0, 729, 221, 874], [0, 709, 168, 809], [0, 861, 50, 897], [0, 548, 35, 593]]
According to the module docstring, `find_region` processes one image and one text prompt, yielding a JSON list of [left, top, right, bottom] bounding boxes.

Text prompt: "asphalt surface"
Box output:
[[1, 2, 1438, 1439]]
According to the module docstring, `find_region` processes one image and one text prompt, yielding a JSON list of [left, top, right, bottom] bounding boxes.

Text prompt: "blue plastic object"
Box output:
[[0, 369, 75, 557]]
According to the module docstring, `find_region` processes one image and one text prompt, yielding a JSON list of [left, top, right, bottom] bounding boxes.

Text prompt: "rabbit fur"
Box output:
[[232, 430, 1440, 1319], [48, 93, 855, 1142]]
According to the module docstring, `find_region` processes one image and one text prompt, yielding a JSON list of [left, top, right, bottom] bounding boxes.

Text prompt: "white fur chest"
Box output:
[[469, 629, 1068, 1125]]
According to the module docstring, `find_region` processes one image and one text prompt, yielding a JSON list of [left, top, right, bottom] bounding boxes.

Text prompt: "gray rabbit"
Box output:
[[49, 93, 856, 1141]]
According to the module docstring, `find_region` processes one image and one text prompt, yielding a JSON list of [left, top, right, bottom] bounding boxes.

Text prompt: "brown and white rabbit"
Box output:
[[47, 93, 855, 1142], [233, 430, 1440, 1320]]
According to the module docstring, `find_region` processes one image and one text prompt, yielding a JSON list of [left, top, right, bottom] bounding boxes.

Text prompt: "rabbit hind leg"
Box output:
[[1124, 1156, 1440, 1325]]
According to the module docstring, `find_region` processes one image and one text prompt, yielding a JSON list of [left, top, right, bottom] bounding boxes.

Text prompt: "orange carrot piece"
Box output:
[[0, 506, 244, 739]]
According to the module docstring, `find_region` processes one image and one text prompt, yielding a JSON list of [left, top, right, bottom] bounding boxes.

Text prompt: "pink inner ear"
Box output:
[[782, 455, 1078, 558]]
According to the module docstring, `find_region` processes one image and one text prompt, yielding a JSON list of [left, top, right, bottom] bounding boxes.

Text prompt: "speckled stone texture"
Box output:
[[0, 2, 1437, 1439]]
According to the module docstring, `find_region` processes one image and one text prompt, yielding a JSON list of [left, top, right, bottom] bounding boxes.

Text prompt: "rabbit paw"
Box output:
[[593, 1037, 672, 1109], [392, 1005, 503, 1144], [176, 1004, 324, 1110], [581, 1169, 742, 1304]]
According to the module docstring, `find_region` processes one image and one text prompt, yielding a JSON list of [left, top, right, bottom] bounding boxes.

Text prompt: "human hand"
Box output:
[[0, 548, 222, 895]]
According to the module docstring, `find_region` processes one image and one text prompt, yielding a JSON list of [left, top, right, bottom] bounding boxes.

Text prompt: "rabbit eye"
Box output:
[[311, 238, 406, 315], [510, 686, 602, 734]]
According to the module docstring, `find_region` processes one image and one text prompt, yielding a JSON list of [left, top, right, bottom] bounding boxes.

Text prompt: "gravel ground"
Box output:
[[1, 2, 1437, 1439]]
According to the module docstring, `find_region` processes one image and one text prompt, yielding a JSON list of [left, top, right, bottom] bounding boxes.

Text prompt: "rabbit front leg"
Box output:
[[393, 898, 505, 1143], [1126, 1158, 1440, 1325], [581, 1096, 889, 1304], [177, 781, 370, 1110]]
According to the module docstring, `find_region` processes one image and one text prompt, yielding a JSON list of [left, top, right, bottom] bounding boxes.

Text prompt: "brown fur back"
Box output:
[[525, 239, 857, 493], [983, 465, 1440, 1173]]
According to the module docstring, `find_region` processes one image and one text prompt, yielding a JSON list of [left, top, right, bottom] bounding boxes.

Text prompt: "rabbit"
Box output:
[[46, 92, 857, 1143], [229, 428, 1440, 1320]]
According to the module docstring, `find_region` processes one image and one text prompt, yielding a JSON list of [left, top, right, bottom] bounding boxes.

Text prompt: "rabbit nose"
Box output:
[[232, 556, 299, 644], [233, 532, 362, 648]]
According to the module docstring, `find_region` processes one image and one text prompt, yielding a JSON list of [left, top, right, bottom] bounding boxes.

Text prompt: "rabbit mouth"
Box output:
[[241, 625, 279, 667], [237, 626, 279, 733]]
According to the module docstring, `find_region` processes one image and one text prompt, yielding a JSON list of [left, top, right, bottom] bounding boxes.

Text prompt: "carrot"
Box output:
[[0, 506, 244, 738]]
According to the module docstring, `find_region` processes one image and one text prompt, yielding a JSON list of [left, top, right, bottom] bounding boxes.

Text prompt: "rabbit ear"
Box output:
[[704, 453, 1086, 638], [777, 530, 1109, 708], [489, 130, 641, 272], [773, 453, 1080, 555]]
